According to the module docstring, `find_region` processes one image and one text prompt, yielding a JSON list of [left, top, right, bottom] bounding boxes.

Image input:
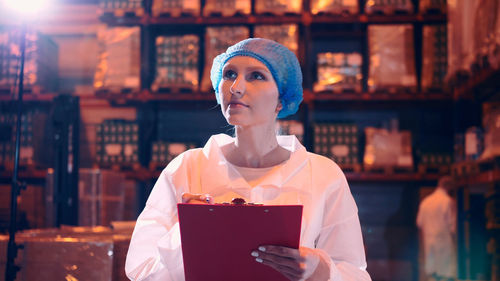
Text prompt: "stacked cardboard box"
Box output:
[[96, 119, 139, 165], [422, 25, 447, 91], [310, 0, 359, 15], [314, 52, 362, 92], [254, 24, 299, 55], [255, 0, 302, 15], [0, 28, 58, 94], [203, 0, 250, 16], [152, 0, 200, 16], [153, 35, 199, 92], [365, 0, 413, 14], [313, 123, 359, 165]]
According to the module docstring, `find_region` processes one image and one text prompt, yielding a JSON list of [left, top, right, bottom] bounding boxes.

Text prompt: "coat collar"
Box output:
[[200, 133, 309, 195]]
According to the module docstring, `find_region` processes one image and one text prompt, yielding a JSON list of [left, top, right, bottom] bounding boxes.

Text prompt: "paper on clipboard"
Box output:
[[178, 203, 303, 281]]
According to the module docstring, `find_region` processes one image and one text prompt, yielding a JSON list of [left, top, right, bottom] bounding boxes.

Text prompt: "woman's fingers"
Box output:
[[181, 193, 213, 204], [251, 246, 305, 280]]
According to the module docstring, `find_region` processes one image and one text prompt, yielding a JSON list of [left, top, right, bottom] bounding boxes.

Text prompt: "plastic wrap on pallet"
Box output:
[[363, 127, 413, 168], [276, 120, 304, 143], [310, 0, 358, 15], [446, 0, 475, 80], [313, 123, 359, 165], [365, 0, 413, 14], [151, 141, 196, 165], [313, 52, 362, 92], [201, 27, 248, 92], [152, 0, 200, 17], [203, 0, 250, 16], [419, 0, 446, 13], [471, 0, 499, 71], [95, 119, 140, 165], [368, 25, 417, 92], [152, 35, 199, 92], [78, 169, 125, 226], [255, 0, 302, 15], [422, 25, 447, 91], [482, 105, 500, 159], [253, 24, 298, 55], [0, 27, 58, 94], [94, 27, 141, 92], [99, 0, 144, 13]]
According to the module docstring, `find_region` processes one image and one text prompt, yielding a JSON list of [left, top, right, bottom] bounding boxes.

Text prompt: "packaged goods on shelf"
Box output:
[[422, 24, 447, 91], [364, 0, 413, 15], [94, 27, 141, 93], [99, 0, 144, 16], [203, 0, 250, 16], [313, 123, 359, 165], [481, 104, 500, 159], [447, 0, 500, 80], [95, 119, 139, 165], [254, 24, 299, 56], [313, 52, 362, 92], [152, 35, 199, 92], [78, 169, 125, 226], [419, 153, 452, 166], [152, 0, 200, 17], [151, 141, 196, 165], [310, 0, 358, 15], [419, 0, 446, 13], [255, 0, 302, 15], [0, 109, 44, 167], [277, 120, 304, 143], [368, 25, 417, 93], [0, 28, 58, 94], [0, 226, 132, 281], [201, 27, 249, 92], [465, 126, 483, 161], [363, 127, 413, 169]]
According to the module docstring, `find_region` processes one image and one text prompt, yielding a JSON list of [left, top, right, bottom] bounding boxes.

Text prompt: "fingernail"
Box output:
[[251, 251, 259, 257], [256, 258, 263, 263], [258, 246, 266, 252]]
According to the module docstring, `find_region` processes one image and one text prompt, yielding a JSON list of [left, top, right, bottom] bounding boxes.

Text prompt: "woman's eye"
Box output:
[[223, 70, 237, 80], [250, 72, 266, 81]]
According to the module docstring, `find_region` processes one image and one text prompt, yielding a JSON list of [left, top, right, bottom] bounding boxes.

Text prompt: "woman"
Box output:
[[125, 38, 371, 281]]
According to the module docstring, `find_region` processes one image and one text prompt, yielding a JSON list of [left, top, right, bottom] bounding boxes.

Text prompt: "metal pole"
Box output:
[[5, 22, 27, 281]]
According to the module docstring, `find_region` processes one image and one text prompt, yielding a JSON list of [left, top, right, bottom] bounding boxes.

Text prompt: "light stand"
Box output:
[[5, 22, 27, 281]]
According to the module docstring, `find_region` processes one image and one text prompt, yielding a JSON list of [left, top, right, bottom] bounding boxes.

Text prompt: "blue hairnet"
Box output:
[[210, 38, 303, 118]]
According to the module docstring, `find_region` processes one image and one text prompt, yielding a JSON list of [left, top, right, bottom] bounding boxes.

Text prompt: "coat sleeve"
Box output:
[[312, 161, 371, 281], [125, 152, 192, 281]]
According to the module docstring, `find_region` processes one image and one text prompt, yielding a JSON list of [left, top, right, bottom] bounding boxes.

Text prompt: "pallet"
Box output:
[[364, 165, 414, 174], [254, 11, 301, 17], [417, 164, 450, 174], [95, 87, 138, 98], [154, 8, 199, 17], [313, 85, 362, 93], [313, 8, 358, 16], [99, 8, 145, 18], [477, 156, 500, 173], [451, 161, 479, 177], [153, 85, 196, 94], [339, 163, 362, 173], [203, 10, 249, 17], [365, 6, 413, 15], [370, 86, 416, 95], [0, 85, 45, 96], [95, 162, 142, 171]]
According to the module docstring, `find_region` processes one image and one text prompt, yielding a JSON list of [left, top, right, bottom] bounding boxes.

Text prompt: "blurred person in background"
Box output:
[[417, 176, 457, 281]]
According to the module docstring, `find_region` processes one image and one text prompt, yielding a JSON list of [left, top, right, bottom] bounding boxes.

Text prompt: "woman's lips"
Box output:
[[228, 102, 249, 108]]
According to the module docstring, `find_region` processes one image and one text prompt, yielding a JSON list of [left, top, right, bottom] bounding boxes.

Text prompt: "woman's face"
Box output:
[[219, 56, 281, 127]]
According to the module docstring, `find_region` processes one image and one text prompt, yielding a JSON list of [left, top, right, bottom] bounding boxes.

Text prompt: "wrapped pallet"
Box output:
[[152, 0, 200, 17], [98, 0, 144, 16], [255, 0, 302, 15], [365, 0, 413, 15], [152, 35, 199, 92], [94, 27, 141, 93], [313, 123, 359, 166], [0, 28, 58, 94], [310, 0, 358, 15], [201, 27, 248, 92], [313, 52, 362, 92], [363, 127, 413, 169], [368, 25, 417, 93], [254, 24, 299, 55], [95, 119, 140, 165], [422, 25, 447, 91], [203, 0, 250, 16]]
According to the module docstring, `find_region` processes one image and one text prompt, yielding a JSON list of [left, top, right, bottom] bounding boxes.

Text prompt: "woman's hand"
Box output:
[[251, 245, 321, 281], [181, 193, 214, 204]]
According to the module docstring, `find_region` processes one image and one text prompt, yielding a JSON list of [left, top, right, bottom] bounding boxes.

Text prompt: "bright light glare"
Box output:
[[3, 0, 51, 17]]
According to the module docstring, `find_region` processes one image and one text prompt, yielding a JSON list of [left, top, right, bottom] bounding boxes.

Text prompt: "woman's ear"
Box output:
[[276, 100, 283, 113]]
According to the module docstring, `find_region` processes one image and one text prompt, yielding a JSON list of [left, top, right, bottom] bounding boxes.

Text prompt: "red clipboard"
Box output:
[[177, 203, 303, 281]]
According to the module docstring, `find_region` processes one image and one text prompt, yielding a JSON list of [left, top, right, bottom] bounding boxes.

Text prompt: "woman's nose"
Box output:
[[229, 76, 245, 96]]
